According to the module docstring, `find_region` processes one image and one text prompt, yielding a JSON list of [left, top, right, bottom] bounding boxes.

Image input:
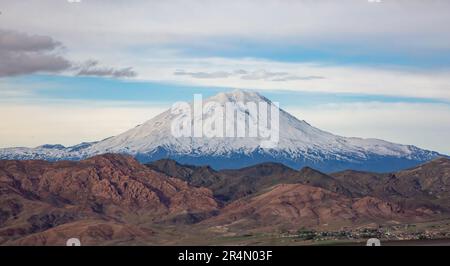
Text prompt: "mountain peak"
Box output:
[[0, 90, 441, 172], [207, 89, 270, 104]]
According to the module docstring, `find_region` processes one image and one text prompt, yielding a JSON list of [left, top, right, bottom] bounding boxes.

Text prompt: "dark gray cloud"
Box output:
[[0, 29, 62, 52], [76, 60, 137, 78], [0, 52, 71, 77], [174, 69, 325, 82], [0, 29, 71, 77], [0, 29, 138, 78]]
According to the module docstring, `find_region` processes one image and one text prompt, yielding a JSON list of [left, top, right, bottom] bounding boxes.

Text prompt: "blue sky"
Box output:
[[170, 38, 450, 68], [0, 0, 449, 154], [3, 74, 449, 107]]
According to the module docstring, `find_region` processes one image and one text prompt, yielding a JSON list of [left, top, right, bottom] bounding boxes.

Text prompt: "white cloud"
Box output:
[[132, 57, 450, 101], [1, 1, 449, 100], [173, 69, 325, 81], [2, 0, 450, 51]]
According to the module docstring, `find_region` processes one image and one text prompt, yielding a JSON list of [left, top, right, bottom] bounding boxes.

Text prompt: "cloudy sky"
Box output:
[[0, 0, 449, 154]]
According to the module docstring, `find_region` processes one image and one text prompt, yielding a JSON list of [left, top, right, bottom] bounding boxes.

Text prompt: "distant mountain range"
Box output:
[[1, 154, 449, 245], [0, 90, 444, 173]]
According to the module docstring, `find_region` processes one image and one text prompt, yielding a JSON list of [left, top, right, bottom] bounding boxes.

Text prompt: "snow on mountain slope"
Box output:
[[0, 142, 97, 161], [0, 90, 441, 172]]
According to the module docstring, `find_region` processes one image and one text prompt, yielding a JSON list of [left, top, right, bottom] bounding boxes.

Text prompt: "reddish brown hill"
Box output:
[[331, 157, 450, 211], [203, 184, 432, 233], [1, 155, 449, 245], [0, 154, 218, 244], [147, 159, 350, 202], [5, 220, 154, 246]]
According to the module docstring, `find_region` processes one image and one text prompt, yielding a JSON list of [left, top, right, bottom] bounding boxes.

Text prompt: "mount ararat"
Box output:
[[0, 90, 443, 172]]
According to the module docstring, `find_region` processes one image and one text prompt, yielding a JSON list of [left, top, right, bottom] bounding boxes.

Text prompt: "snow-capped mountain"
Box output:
[[0, 90, 442, 172]]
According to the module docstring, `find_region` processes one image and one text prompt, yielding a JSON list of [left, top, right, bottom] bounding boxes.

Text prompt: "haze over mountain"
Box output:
[[0, 90, 442, 173]]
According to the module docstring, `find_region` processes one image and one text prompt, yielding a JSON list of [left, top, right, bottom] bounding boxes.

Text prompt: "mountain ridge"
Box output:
[[148, 157, 450, 212], [201, 183, 433, 233]]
